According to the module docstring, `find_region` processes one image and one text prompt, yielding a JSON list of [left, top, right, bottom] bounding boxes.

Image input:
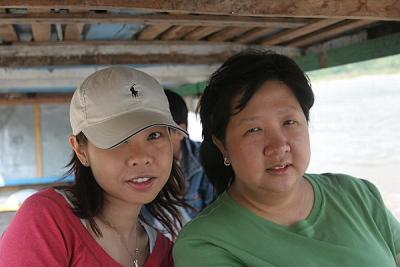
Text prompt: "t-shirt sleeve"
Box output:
[[0, 193, 69, 266], [363, 179, 400, 255], [386, 207, 400, 255], [173, 235, 243, 267]]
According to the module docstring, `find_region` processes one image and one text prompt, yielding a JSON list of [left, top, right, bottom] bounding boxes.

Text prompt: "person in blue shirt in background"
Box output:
[[164, 89, 215, 219]]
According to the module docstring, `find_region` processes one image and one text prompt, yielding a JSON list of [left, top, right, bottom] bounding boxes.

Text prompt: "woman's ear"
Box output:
[[212, 135, 227, 157], [69, 135, 89, 166]]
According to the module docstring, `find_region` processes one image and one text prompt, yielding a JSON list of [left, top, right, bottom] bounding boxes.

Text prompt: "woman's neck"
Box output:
[[100, 198, 142, 237], [91, 200, 149, 267], [228, 177, 314, 225]]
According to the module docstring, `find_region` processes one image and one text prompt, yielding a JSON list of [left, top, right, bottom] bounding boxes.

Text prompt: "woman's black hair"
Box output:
[[198, 50, 315, 195], [62, 132, 187, 238]]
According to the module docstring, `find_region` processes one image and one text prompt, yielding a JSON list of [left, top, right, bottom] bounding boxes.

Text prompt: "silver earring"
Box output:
[[82, 160, 89, 167], [223, 157, 231, 166]]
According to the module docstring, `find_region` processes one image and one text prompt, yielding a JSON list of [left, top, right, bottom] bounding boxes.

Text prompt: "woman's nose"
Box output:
[[264, 132, 291, 157], [126, 143, 153, 166]]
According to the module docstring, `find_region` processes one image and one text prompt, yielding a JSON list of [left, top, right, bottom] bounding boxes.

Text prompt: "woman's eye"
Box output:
[[246, 127, 261, 134], [148, 132, 161, 140], [284, 120, 297, 126]]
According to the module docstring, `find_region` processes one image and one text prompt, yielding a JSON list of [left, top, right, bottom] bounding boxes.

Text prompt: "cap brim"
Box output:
[[82, 110, 188, 149]]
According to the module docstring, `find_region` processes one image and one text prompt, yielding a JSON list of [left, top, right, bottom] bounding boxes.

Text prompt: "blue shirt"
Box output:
[[180, 138, 215, 218]]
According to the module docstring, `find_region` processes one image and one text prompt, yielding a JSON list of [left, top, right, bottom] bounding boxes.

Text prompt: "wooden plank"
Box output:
[[65, 23, 84, 40], [207, 26, 251, 42], [30, 8, 51, 41], [174, 81, 208, 96], [234, 27, 276, 44], [0, 12, 310, 28], [65, 9, 84, 41], [0, 182, 71, 192], [0, 1, 399, 20], [0, 94, 72, 105], [31, 24, 51, 41], [295, 31, 400, 71], [0, 9, 17, 41], [160, 25, 197, 40], [136, 25, 171, 40], [172, 33, 400, 95], [183, 26, 223, 41], [0, 53, 237, 66], [0, 41, 301, 67], [287, 20, 376, 47], [261, 19, 342, 45], [0, 24, 17, 41], [34, 104, 43, 177]]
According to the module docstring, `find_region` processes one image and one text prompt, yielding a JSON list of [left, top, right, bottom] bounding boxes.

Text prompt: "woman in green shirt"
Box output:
[[173, 50, 400, 266]]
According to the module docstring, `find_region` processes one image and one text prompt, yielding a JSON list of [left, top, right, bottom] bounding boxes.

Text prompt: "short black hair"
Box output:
[[164, 89, 188, 126], [198, 50, 315, 195]]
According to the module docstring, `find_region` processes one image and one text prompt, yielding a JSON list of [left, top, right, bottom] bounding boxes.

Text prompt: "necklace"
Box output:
[[99, 216, 140, 267]]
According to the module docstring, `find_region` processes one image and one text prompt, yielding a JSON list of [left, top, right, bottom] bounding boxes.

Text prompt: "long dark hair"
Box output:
[[62, 132, 187, 238], [198, 50, 315, 195]]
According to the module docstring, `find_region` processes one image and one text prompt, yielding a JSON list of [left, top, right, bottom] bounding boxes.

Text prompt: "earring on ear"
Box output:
[[82, 160, 89, 167], [223, 157, 231, 167]]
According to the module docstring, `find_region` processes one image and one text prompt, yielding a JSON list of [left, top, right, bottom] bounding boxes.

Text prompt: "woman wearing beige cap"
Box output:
[[0, 66, 188, 267]]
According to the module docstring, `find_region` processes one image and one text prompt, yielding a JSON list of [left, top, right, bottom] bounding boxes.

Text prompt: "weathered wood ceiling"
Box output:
[[0, 1, 399, 98]]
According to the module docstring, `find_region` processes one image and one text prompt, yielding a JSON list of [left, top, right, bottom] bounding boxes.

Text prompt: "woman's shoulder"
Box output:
[[19, 188, 70, 213], [306, 173, 383, 203], [10, 187, 79, 232], [307, 172, 373, 189], [177, 192, 242, 240]]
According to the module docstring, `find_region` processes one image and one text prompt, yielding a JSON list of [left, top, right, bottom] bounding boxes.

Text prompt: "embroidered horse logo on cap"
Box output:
[[130, 83, 139, 98]]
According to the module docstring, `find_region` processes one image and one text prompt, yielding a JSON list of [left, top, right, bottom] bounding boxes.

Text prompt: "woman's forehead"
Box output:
[[230, 82, 300, 115]]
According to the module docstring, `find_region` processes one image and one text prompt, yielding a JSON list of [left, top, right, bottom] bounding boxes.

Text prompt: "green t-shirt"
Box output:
[[174, 173, 400, 267]]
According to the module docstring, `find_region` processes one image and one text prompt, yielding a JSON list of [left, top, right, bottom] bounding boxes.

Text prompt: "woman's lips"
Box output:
[[266, 164, 291, 175], [126, 177, 155, 190]]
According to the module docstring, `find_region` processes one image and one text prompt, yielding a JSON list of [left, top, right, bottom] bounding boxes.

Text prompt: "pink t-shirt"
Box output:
[[0, 188, 174, 267]]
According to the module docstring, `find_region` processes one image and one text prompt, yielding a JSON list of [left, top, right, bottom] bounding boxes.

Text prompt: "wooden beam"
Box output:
[[31, 23, 51, 41], [0, 9, 17, 41], [0, 12, 310, 28], [0, 182, 72, 192], [0, 41, 301, 67], [174, 81, 208, 96], [207, 26, 251, 42], [0, 53, 241, 66], [34, 104, 43, 177], [0, 94, 72, 105], [160, 26, 197, 40], [65, 23, 84, 40], [173, 32, 400, 96], [287, 20, 377, 47], [183, 26, 223, 41], [0, 24, 17, 41], [65, 9, 84, 41], [295, 32, 400, 71], [30, 8, 51, 42], [234, 27, 277, 44], [260, 19, 342, 45], [0, 65, 218, 91], [0, 1, 399, 20], [136, 25, 171, 40]]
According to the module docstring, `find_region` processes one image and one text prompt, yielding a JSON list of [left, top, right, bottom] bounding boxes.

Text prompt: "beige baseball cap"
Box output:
[[70, 66, 187, 149]]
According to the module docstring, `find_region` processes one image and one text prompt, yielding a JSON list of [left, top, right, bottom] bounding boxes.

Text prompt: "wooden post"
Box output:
[[34, 104, 43, 177]]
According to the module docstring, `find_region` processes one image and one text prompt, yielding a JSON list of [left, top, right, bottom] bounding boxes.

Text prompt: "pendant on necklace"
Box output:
[[133, 258, 139, 267]]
